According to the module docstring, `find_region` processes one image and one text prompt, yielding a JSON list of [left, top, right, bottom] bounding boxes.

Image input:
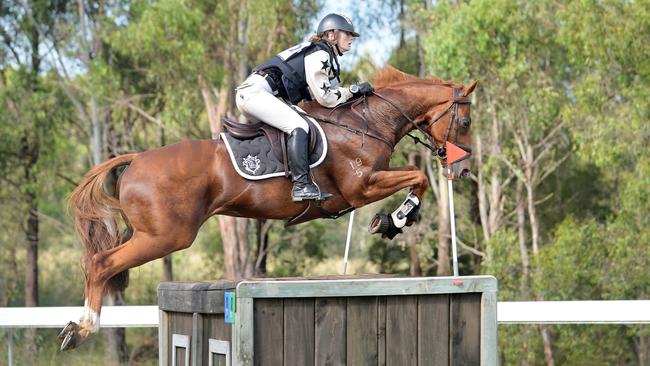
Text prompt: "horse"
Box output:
[[58, 65, 477, 350]]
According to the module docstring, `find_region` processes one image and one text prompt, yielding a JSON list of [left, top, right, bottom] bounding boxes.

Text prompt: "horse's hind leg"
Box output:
[[60, 230, 195, 350]]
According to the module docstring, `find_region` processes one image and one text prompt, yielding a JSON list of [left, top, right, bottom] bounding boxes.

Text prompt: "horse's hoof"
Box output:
[[369, 214, 391, 234], [58, 321, 77, 339], [59, 321, 80, 351]]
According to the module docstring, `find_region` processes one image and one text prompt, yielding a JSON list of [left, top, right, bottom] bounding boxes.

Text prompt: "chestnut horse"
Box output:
[[59, 66, 477, 349]]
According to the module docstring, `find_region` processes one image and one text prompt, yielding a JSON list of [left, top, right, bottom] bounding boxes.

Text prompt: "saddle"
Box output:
[[223, 118, 320, 162], [220, 115, 327, 181]]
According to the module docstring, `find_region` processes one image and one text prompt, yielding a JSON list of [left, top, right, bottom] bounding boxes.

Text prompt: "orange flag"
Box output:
[[445, 141, 470, 165]]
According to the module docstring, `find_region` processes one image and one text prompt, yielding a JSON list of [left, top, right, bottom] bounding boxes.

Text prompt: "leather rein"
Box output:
[[300, 88, 472, 162]]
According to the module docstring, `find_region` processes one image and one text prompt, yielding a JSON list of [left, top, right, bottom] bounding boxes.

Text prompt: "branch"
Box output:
[[538, 153, 570, 182], [120, 101, 183, 139], [533, 192, 554, 206], [0, 27, 21, 64], [534, 120, 567, 150], [56, 172, 79, 188], [445, 235, 485, 257], [32, 209, 74, 236], [496, 153, 526, 183]]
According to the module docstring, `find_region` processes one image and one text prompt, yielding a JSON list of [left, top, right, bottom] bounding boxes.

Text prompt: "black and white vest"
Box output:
[[253, 41, 340, 104]]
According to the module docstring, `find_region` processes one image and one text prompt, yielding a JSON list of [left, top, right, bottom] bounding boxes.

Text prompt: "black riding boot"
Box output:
[[287, 129, 330, 201]]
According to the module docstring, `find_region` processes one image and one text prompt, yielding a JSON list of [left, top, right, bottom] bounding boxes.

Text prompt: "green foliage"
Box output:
[[1, 0, 650, 363]]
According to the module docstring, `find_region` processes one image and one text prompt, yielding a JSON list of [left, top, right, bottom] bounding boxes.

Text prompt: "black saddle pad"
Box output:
[[221, 119, 327, 180]]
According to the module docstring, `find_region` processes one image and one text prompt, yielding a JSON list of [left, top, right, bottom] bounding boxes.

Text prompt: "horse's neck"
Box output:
[[368, 90, 433, 146], [303, 90, 438, 147]]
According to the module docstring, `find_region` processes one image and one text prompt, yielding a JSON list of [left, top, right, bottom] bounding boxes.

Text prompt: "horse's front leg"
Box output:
[[362, 166, 428, 201], [357, 167, 428, 239]]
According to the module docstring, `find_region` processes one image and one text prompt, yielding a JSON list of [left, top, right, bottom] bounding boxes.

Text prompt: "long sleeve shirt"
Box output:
[[304, 50, 353, 108]]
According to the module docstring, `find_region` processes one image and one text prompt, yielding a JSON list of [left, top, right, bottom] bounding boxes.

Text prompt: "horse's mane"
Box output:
[[372, 65, 462, 90]]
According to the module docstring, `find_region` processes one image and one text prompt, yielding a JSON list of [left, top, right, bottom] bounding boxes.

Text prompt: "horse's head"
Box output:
[[419, 80, 478, 178], [372, 65, 478, 179]]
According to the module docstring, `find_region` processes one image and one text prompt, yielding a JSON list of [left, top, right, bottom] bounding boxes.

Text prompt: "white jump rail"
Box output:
[[0, 306, 158, 328], [1, 301, 649, 328], [498, 300, 650, 324]]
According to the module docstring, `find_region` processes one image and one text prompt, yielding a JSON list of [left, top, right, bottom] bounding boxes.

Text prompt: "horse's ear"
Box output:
[[463, 80, 479, 97]]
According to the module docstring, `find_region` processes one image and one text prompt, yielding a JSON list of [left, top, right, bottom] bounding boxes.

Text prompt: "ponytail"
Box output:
[[309, 34, 324, 43], [309, 30, 336, 44]]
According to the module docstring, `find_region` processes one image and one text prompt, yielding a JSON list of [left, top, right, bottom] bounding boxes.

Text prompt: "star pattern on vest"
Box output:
[[321, 59, 329, 71], [320, 82, 330, 95], [334, 90, 342, 100]]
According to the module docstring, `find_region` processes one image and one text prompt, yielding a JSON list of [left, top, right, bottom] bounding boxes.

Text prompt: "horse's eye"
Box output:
[[461, 117, 471, 130]]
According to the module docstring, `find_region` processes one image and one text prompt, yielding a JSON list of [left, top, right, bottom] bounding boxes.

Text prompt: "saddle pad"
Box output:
[[221, 118, 328, 181]]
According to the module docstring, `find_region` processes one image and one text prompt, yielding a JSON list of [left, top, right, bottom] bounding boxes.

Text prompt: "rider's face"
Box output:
[[335, 30, 355, 53]]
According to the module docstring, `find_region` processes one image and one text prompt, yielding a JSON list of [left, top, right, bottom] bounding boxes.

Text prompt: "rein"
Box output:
[[299, 87, 472, 159], [371, 88, 472, 160]]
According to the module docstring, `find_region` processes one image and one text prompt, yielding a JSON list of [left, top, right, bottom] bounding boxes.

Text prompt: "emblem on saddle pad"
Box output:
[[242, 155, 261, 174]]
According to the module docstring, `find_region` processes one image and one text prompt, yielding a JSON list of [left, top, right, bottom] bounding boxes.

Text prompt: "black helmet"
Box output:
[[317, 13, 359, 37]]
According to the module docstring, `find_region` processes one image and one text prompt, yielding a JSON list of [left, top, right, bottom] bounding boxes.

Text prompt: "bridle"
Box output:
[[300, 86, 472, 165], [372, 87, 472, 164]]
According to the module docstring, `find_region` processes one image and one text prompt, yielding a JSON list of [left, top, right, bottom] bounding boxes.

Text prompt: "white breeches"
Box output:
[[235, 73, 309, 134]]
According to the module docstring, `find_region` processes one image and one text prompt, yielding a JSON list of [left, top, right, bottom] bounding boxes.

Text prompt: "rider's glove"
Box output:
[[350, 82, 374, 96]]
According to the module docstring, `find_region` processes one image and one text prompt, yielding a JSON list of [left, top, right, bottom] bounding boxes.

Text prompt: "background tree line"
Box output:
[[1, 0, 648, 365]]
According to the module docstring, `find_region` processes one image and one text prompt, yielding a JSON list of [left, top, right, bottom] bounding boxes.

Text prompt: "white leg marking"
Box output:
[[79, 299, 100, 333]]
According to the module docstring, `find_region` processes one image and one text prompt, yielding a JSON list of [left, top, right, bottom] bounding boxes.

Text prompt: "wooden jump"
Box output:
[[157, 275, 497, 366]]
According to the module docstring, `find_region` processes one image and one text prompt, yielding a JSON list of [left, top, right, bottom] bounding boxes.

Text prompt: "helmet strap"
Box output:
[[334, 44, 343, 56]]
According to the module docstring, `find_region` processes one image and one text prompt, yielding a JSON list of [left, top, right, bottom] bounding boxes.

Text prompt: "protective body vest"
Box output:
[[253, 41, 340, 104]]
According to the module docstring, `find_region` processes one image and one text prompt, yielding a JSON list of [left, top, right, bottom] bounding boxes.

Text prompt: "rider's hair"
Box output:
[[309, 30, 335, 43]]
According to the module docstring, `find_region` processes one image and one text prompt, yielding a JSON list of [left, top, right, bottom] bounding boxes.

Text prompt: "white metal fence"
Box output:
[[2, 301, 649, 329]]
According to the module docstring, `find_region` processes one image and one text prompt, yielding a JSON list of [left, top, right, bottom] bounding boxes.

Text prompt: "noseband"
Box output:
[[372, 87, 472, 163]]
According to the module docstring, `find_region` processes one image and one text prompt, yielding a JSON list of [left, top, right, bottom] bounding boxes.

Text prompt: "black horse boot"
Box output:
[[287, 128, 331, 201]]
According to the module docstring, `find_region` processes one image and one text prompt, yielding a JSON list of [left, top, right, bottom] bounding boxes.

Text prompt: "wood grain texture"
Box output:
[[253, 299, 283, 366], [347, 297, 378, 366], [386, 296, 418, 366], [283, 298, 315, 366], [315, 298, 346, 366], [450, 293, 481, 365], [418, 294, 450, 366]]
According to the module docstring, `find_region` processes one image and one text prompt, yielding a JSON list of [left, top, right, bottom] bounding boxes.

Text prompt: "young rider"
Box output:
[[235, 13, 374, 201]]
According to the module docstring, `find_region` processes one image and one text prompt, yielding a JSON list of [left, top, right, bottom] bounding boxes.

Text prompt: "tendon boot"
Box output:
[[287, 128, 331, 201]]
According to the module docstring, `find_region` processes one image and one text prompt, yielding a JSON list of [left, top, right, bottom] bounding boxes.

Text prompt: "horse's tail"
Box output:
[[69, 153, 138, 295]]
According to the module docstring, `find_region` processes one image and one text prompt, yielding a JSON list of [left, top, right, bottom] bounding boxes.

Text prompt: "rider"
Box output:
[[235, 13, 374, 201]]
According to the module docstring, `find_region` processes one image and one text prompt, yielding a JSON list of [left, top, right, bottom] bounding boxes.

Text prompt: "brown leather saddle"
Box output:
[[223, 117, 321, 172]]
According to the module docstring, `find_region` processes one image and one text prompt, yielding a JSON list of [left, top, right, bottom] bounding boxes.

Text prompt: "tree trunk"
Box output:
[[541, 326, 555, 366], [219, 216, 253, 279], [254, 220, 271, 276], [405, 152, 422, 276], [436, 162, 451, 276], [516, 180, 530, 280], [638, 330, 650, 366], [24, 194, 39, 307], [163, 256, 173, 282], [22, 135, 39, 361]]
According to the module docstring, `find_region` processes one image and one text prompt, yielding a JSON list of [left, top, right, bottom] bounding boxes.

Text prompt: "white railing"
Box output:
[[1, 300, 649, 328], [1, 301, 649, 366], [0, 305, 158, 328]]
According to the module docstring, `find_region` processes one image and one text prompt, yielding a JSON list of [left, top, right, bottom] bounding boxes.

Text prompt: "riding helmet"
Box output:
[[317, 13, 360, 37]]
